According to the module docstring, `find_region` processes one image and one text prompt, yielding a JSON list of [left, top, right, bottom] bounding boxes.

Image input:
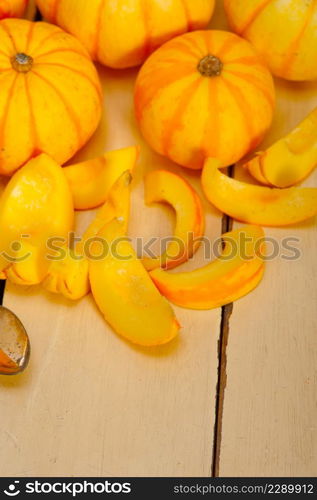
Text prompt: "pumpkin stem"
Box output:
[[11, 53, 33, 73], [198, 55, 223, 77]]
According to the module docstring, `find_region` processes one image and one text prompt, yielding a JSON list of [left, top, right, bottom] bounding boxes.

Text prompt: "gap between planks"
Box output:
[[211, 166, 234, 477]]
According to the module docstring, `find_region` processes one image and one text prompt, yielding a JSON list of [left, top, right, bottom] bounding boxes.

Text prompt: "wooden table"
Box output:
[[0, 0, 316, 477]]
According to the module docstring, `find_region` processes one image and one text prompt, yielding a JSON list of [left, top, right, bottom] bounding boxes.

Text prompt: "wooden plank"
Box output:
[[0, 60, 223, 477], [219, 81, 317, 476]]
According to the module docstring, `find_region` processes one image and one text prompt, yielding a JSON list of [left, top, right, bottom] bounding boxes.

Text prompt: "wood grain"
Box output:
[[218, 80, 317, 477]]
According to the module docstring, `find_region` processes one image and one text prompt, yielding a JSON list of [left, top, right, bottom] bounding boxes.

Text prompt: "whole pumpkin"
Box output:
[[36, 0, 215, 69], [0, 0, 27, 19], [135, 30, 275, 170], [224, 0, 317, 81], [0, 19, 102, 175]]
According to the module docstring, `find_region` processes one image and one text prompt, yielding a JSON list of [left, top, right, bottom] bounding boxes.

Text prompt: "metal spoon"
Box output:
[[0, 306, 30, 375]]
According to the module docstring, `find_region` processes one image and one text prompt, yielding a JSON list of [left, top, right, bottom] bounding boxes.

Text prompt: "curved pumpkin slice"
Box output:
[[82, 170, 132, 242], [89, 218, 180, 346], [143, 170, 205, 271], [43, 171, 132, 300], [150, 225, 265, 310], [246, 108, 317, 188], [202, 158, 317, 226], [0, 154, 74, 285], [64, 146, 140, 210]]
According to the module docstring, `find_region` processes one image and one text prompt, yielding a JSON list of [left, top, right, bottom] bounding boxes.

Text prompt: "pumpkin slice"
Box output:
[[150, 225, 265, 310], [64, 146, 139, 210], [0, 153, 74, 285], [202, 158, 317, 226], [43, 171, 132, 300], [246, 108, 317, 187], [89, 218, 180, 346], [142, 170, 205, 271]]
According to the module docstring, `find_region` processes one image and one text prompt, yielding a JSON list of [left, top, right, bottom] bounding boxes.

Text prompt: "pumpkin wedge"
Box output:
[[143, 170, 205, 271], [246, 108, 317, 187], [0, 153, 74, 285], [89, 219, 180, 347], [202, 158, 317, 227], [64, 146, 140, 210], [150, 225, 265, 310], [43, 171, 132, 300]]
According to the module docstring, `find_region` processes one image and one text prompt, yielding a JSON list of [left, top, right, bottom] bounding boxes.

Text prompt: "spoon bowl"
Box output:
[[0, 306, 30, 375]]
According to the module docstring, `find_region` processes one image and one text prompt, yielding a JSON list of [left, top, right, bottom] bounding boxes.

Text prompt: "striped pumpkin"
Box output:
[[135, 30, 275, 170], [36, 0, 215, 69], [0, 0, 28, 19], [224, 0, 317, 81], [0, 19, 102, 175]]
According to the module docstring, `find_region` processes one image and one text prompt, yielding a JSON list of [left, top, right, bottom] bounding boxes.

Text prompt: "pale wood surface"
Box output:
[[1, 0, 316, 478], [219, 81, 317, 476]]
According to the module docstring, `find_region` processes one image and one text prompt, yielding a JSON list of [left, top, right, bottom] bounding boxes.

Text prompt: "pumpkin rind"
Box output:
[[36, 0, 215, 69], [0, 19, 102, 175], [224, 0, 317, 81], [0, 0, 28, 19], [135, 30, 275, 169]]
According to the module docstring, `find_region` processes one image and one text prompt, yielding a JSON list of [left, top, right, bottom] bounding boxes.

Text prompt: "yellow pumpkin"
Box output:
[[0, 0, 27, 19], [135, 30, 275, 169], [0, 18, 102, 175], [224, 0, 317, 81], [36, 0, 215, 69]]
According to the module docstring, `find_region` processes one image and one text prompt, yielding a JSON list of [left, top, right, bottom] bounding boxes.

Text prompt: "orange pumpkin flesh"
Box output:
[[0, 18, 102, 175], [36, 0, 215, 69], [150, 225, 265, 310], [135, 30, 275, 169], [142, 169, 205, 271], [64, 146, 140, 210], [0, 0, 27, 19], [202, 158, 317, 227], [224, 0, 317, 81]]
